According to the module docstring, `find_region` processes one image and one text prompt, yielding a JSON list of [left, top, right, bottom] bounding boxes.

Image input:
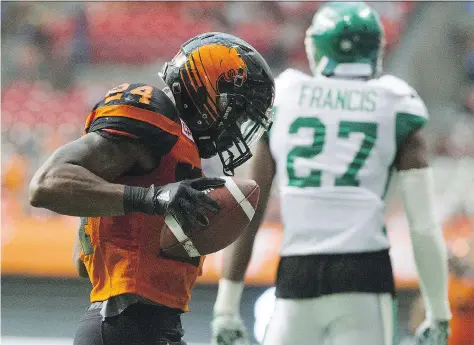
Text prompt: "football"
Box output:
[[160, 177, 260, 258]]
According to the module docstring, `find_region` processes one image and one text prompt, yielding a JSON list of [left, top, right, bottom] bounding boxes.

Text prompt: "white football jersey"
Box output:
[[270, 69, 428, 255]]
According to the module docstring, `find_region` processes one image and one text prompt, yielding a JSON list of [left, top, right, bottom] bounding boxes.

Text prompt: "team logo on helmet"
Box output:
[[181, 44, 248, 120]]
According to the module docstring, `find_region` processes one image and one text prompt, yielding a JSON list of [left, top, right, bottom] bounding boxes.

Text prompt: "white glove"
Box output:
[[414, 320, 450, 345], [211, 313, 250, 345]]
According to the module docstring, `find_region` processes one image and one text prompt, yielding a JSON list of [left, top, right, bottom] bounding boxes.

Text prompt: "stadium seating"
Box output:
[[0, 1, 425, 219], [21, 2, 416, 64], [2, 81, 87, 126]]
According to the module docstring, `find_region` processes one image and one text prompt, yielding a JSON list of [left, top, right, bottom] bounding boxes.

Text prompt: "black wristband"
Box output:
[[123, 185, 152, 214]]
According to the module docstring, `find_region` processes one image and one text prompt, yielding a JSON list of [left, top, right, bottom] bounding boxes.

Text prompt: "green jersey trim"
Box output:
[[395, 112, 427, 148]]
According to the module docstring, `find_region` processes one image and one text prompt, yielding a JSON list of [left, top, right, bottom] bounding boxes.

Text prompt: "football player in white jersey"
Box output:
[[211, 2, 451, 345]]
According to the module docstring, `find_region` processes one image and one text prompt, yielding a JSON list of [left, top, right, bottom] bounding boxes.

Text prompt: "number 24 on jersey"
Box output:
[[104, 83, 153, 105]]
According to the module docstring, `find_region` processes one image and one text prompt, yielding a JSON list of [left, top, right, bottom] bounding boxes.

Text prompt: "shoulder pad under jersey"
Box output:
[[373, 75, 429, 147], [275, 68, 311, 90], [372, 74, 419, 98], [84, 82, 184, 154]]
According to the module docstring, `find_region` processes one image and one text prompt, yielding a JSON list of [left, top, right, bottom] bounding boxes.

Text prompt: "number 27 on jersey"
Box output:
[[286, 114, 378, 188]]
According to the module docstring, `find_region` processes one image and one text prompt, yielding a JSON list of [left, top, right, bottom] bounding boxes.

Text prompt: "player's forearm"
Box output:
[[410, 229, 451, 321], [215, 206, 267, 315], [222, 207, 266, 281], [221, 139, 275, 281], [399, 167, 451, 321], [215, 137, 275, 315], [29, 163, 126, 217]]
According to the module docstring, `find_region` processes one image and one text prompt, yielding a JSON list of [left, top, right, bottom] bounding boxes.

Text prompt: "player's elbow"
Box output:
[[29, 177, 45, 208], [28, 168, 56, 208]]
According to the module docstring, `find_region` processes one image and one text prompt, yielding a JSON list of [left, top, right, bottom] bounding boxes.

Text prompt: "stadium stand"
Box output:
[[1, 1, 424, 217]]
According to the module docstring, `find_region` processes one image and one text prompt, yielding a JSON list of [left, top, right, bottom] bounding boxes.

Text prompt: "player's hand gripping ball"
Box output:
[[160, 177, 260, 258]]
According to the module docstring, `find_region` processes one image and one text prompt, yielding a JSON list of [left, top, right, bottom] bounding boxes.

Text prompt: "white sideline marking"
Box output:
[[1, 337, 211, 345], [1, 337, 73, 345]]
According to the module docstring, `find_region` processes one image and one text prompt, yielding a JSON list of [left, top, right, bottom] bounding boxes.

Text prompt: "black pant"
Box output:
[[73, 302, 186, 345], [276, 250, 395, 299]]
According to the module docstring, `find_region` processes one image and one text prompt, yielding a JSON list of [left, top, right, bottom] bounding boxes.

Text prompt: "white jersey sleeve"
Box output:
[[376, 75, 429, 148]]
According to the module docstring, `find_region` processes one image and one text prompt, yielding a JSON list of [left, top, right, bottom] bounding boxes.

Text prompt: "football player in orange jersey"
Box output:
[[29, 32, 275, 345]]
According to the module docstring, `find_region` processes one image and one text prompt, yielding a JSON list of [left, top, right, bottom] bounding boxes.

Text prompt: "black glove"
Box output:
[[124, 177, 226, 230]]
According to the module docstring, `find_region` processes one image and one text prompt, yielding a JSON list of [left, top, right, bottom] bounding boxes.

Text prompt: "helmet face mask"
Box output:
[[305, 2, 385, 79], [213, 96, 273, 175], [161, 32, 275, 175]]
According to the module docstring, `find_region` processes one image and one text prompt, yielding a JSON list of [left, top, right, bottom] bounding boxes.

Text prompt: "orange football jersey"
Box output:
[[79, 82, 205, 311]]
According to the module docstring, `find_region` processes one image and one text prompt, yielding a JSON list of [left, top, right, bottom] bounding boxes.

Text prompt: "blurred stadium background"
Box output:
[[1, 1, 473, 345]]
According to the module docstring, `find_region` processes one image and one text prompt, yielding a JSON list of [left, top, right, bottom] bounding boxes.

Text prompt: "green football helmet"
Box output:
[[305, 2, 385, 78]]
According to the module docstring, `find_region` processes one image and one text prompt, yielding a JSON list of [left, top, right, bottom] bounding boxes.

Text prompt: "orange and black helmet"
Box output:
[[161, 32, 275, 175]]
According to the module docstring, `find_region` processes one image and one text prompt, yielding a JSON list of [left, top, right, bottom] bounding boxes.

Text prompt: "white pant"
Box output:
[[255, 289, 396, 345]]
